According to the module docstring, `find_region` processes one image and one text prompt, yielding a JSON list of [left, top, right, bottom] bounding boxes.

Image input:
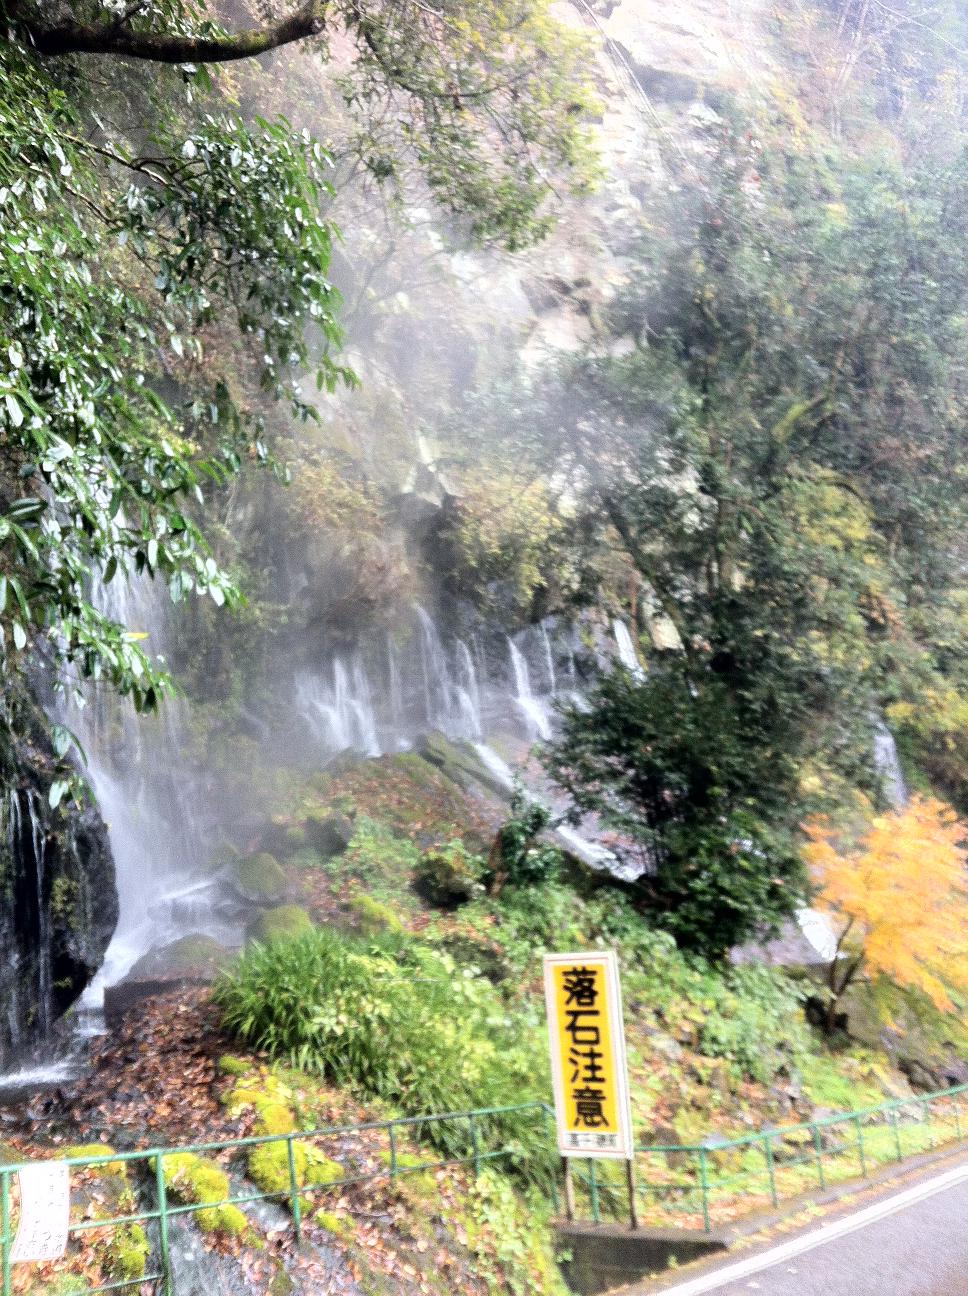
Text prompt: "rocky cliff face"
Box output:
[[0, 686, 116, 1066]]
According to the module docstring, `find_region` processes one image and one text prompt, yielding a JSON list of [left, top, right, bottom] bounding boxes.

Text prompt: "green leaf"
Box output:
[[4, 392, 23, 427], [48, 779, 69, 810]]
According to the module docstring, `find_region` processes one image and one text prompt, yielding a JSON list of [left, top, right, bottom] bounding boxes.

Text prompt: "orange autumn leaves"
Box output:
[[803, 796, 968, 1012]]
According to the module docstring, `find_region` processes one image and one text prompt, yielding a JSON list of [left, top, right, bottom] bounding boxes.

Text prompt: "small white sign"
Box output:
[[10, 1162, 70, 1263]]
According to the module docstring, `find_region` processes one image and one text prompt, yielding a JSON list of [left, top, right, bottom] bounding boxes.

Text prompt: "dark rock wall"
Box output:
[[0, 686, 116, 1066]]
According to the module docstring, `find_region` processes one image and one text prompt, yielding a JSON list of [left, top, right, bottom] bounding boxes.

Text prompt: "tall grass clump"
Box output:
[[213, 929, 554, 1183]]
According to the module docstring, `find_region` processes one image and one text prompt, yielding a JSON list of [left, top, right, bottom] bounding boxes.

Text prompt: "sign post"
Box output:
[[543, 951, 636, 1227]]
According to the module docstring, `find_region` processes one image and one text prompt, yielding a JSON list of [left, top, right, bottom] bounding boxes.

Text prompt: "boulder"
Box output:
[[124, 934, 233, 984], [304, 811, 355, 858], [231, 852, 288, 905], [247, 905, 314, 945]]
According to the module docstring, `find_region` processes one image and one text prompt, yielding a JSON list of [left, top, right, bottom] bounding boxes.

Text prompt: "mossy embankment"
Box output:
[[6, 738, 967, 1295]]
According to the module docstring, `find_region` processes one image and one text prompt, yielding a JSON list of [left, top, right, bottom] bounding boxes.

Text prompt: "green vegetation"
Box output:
[[104, 1226, 150, 1282], [455, 117, 968, 957], [158, 1153, 250, 1238], [214, 927, 553, 1179], [484, 793, 564, 894], [415, 840, 486, 907]]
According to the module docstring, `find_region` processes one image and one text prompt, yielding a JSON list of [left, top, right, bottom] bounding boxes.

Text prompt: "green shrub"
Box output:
[[697, 964, 809, 1084], [214, 929, 552, 1181], [441, 881, 810, 1085], [485, 793, 563, 890]]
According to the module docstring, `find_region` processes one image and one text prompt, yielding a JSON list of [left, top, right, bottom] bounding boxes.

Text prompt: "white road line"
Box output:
[[655, 1160, 968, 1296]]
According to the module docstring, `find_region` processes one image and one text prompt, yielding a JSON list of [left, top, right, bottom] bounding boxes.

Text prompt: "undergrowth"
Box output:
[[214, 928, 554, 1184]]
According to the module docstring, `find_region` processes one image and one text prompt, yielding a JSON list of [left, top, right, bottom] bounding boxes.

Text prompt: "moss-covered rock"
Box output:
[[415, 841, 485, 908], [62, 1144, 127, 1179], [105, 1224, 150, 1280], [248, 1140, 344, 1209], [249, 905, 314, 945], [314, 1208, 354, 1241], [218, 1054, 251, 1078], [304, 810, 355, 858], [222, 1066, 300, 1133], [348, 893, 404, 936], [233, 852, 288, 904], [126, 934, 232, 982], [158, 1152, 251, 1238], [208, 842, 241, 872], [416, 732, 507, 795]]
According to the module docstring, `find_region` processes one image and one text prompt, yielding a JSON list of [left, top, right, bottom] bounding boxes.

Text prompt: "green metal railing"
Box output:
[[0, 1100, 552, 1296], [4, 1083, 968, 1291], [570, 1082, 968, 1231]]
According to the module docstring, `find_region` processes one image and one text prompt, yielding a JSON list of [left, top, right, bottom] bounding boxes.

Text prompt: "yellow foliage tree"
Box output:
[[803, 797, 968, 1031]]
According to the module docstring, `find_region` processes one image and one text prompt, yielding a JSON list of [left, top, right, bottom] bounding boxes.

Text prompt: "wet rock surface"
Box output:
[[0, 685, 116, 1068]]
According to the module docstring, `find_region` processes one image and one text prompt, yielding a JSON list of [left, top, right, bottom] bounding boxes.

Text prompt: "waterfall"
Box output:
[[65, 570, 234, 997], [23, 790, 52, 1037], [539, 622, 557, 694], [387, 635, 404, 730], [508, 638, 553, 741], [613, 619, 644, 679], [296, 657, 381, 757], [455, 640, 483, 739], [873, 722, 908, 808]]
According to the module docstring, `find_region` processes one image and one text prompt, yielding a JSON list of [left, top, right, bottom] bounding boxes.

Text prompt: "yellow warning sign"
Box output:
[[543, 951, 633, 1159]]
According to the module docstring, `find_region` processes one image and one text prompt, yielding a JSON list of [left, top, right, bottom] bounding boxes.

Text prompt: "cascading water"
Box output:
[[508, 637, 553, 741], [296, 657, 381, 757], [64, 572, 240, 1000], [874, 721, 908, 808], [613, 619, 645, 680]]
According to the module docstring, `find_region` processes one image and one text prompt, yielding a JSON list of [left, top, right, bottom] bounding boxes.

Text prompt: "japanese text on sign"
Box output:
[[10, 1162, 70, 1263], [543, 951, 633, 1159]]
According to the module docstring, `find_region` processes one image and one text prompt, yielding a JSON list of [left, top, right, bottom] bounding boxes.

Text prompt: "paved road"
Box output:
[[654, 1161, 968, 1296]]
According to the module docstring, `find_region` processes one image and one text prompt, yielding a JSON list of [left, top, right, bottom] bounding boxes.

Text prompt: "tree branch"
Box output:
[[25, 2, 327, 63]]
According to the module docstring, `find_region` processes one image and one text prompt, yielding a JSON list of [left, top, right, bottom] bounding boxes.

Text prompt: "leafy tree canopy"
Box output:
[[804, 797, 968, 1029], [463, 118, 968, 955], [0, 0, 595, 763]]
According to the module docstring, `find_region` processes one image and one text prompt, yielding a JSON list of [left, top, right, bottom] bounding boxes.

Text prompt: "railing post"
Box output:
[[542, 1107, 560, 1214], [890, 1108, 903, 1162], [763, 1134, 778, 1208], [854, 1117, 868, 1177], [811, 1125, 826, 1190], [388, 1124, 398, 1180], [589, 1158, 600, 1224], [698, 1147, 711, 1233], [563, 1157, 575, 1222], [154, 1152, 173, 1296], [285, 1136, 303, 1243], [924, 1101, 936, 1149], [469, 1114, 481, 1178], [1, 1170, 11, 1296], [625, 1157, 638, 1231]]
